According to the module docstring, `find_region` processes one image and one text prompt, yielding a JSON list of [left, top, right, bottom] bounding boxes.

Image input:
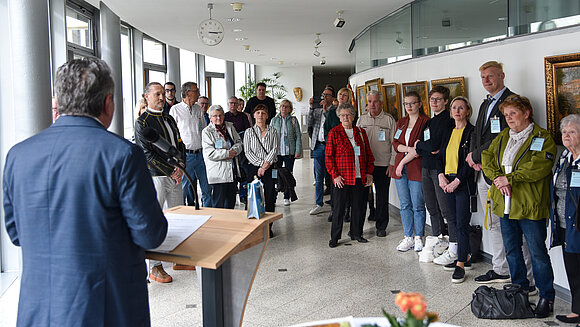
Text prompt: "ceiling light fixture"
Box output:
[[235, 37, 247, 41], [233, 28, 243, 32], [334, 10, 345, 28], [243, 45, 250, 51], [313, 47, 320, 57], [231, 2, 243, 12], [314, 33, 321, 46], [226, 17, 241, 22], [395, 32, 404, 45]]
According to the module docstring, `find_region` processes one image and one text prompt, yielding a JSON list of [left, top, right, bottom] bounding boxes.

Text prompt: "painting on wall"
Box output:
[[431, 76, 466, 104], [545, 52, 580, 144], [365, 78, 382, 94], [402, 81, 430, 117], [356, 85, 366, 116], [382, 83, 401, 120]]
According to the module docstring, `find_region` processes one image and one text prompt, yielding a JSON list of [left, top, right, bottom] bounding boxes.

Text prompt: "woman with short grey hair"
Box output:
[[202, 105, 243, 208], [551, 113, 580, 324]]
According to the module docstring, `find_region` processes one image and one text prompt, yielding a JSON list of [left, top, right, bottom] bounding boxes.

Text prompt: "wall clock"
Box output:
[[198, 18, 224, 46]]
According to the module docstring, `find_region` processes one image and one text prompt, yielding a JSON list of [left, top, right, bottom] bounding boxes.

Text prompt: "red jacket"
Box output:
[[325, 125, 375, 185], [392, 115, 428, 181]]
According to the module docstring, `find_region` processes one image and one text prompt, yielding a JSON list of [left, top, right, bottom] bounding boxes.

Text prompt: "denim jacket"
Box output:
[[271, 114, 302, 156]]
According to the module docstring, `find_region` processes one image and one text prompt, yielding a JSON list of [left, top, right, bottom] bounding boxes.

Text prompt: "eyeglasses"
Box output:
[[322, 93, 332, 97], [228, 102, 237, 105], [199, 102, 209, 106], [430, 97, 444, 102], [403, 101, 420, 107], [188, 89, 200, 94], [165, 89, 176, 93]]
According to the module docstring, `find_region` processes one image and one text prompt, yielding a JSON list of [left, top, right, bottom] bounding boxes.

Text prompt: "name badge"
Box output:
[[424, 128, 431, 141], [216, 139, 224, 149], [571, 170, 580, 188], [530, 137, 545, 151], [490, 117, 501, 134], [378, 130, 386, 141], [272, 169, 278, 179], [354, 146, 361, 156], [394, 128, 403, 139]]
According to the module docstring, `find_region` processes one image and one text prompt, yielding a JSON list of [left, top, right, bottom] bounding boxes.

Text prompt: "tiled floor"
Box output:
[[0, 157, 573, 326]]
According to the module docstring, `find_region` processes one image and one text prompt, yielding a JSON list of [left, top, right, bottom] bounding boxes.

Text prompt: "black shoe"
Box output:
[[329, 240, 338, 248], [376, 230, 387, 237], [354, 236, 368, 243], [556, 314, 580, 323], [451, 266, 465, 283], [534, 298, 554, 318], [474, 269, 510, 284], [368, 214, 376, 221]]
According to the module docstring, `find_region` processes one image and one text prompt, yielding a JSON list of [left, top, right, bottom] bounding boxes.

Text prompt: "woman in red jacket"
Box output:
[[393, 91, 429, 252], [325, 103, 375, 248]]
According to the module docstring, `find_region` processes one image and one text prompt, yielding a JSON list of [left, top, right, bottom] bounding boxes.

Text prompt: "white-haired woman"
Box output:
[[552, 114, 580, 325], [202, 105, 243, 209]]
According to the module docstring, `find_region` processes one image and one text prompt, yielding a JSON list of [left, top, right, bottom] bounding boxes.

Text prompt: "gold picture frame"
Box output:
[[356, 85, 366, 116], [402, 81, 430, 117], [365, 78, 382, 94], [382, 83, 401, 120], [545, 52, 580, 144], [431, 76, 466, 104]]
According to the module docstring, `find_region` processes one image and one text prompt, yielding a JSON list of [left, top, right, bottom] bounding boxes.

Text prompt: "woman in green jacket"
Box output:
[[482, 94, 556, 318]]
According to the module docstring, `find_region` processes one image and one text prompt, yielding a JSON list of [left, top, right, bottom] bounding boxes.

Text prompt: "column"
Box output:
[[100, 2, 123, 136]]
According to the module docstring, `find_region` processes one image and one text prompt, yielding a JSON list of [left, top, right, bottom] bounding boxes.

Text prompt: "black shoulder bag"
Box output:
[[470, 284, 535, 319]]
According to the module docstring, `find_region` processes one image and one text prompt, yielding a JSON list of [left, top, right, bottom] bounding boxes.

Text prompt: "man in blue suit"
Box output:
[[3, 58, 167, 326]]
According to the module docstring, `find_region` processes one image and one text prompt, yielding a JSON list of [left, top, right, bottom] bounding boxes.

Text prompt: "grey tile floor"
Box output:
[[0, 157, 573, 326]]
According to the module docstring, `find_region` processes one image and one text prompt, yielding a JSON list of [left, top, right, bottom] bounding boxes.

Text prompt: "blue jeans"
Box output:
[[500, 216, 555, 300], [183, 152, 212, 207], [444, 180, 471, 263], [312, 143, 326, 207], [277, 155, 296, 199], [395, 168, 426, 237]]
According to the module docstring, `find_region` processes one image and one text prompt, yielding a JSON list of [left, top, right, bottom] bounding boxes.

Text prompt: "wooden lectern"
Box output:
[[146, 206, 282, 327]]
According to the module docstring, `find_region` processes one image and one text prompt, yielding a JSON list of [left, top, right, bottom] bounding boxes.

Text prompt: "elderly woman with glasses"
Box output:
[[551, 114, 580, 325], [201, 105, 243, 209], [270, 99, 302, 206], [325, 103, 374, 248], [482, 94, 556, 318]]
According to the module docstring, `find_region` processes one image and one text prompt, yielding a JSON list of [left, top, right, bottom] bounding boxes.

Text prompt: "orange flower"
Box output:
[[395, 292, 406, 307], [410, 302, 427, 320]]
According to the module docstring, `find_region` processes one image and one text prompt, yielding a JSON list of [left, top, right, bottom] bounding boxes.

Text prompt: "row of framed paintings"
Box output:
[[355, 77, 466, 120]]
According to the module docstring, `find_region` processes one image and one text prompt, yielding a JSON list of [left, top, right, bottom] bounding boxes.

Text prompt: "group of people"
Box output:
[[308, 61, 580, 323]]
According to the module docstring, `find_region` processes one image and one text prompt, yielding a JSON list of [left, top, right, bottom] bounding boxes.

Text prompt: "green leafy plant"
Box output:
[[237, 72, 287, 106]]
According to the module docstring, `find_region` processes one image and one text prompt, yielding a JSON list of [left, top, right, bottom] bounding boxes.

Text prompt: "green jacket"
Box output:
[[481, 123, 556, 220], [270, 114, 302, 156]]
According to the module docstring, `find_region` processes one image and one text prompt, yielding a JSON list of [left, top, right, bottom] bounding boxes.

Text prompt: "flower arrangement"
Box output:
[[382, 292, 438, 327]]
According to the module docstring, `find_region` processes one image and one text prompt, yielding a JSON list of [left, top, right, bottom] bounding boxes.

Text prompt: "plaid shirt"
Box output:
[[325, 125, 374, 185]]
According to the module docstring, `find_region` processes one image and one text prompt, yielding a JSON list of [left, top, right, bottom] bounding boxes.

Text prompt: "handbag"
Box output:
[[247, 177, 266, 219], [470, 284, 535, 319]]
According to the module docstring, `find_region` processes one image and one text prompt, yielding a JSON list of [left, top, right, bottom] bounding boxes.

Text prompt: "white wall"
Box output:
[[350, 25, 580, 291], [256, 65, 313, 128]]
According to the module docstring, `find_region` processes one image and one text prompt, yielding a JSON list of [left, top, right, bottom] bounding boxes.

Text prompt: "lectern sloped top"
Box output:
[[145, 206, 282, 269]]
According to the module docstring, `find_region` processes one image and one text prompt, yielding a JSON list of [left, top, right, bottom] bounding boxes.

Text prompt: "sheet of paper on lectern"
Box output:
[[149, 213, 211, 252]]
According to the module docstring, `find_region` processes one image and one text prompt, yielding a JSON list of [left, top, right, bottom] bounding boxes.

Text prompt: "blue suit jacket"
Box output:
[[3, 116, 167, 326]]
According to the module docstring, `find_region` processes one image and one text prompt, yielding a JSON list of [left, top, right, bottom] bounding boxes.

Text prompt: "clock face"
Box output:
[[198, 19, 224, 46]]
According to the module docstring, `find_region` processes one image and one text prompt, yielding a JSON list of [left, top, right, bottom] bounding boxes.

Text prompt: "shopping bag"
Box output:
[[247, 177, 266, 219]]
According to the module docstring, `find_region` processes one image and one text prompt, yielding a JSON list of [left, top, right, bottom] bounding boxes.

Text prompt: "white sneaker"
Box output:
[[433, 249, 457, 265], [309, 205, 323, 215], [396, 237, 414, 252], [284, 199, 291, 206], [414, 237, 423, 252]]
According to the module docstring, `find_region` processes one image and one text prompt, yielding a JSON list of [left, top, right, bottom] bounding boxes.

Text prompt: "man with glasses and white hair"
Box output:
[[163, 81, 180, 115], [169, 81, 212, 209], [357, 89, 396, 237], [198, 95, 210, 125]]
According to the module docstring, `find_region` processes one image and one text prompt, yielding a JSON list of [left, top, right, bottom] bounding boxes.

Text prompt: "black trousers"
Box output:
[[373, 166, 390, 232], [330, 178, 368, 242], [561, 228, 580, 314], [246, 165, 276, 212], [211, 182, 237, 209]]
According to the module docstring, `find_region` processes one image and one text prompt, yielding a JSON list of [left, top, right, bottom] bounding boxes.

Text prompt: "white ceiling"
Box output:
[[95, 0, 413, 69]]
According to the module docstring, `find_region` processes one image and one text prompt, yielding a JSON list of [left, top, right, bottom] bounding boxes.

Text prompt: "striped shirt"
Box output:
[[243, 125, 279, 167]]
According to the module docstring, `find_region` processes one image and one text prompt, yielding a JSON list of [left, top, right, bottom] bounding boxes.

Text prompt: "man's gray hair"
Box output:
[[144, 82, 162, 95], [560, 114, 580, 132], [181, 81, 197, 99], [337, 103, 355, 116], [54, 58, 114, 118], [366, 89, 383, 100], [208, 105, 224, 116]]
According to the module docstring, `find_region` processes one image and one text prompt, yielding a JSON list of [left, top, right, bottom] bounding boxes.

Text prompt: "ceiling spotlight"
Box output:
[[314, 33, 321, 46], [243, 45, 250, 51], [233, 28, 243, 32], [231, 2, 243, 11], [395, 32, 404, 45], [313, 47, 320, 57], [226, 17, 241, 22], [334, 10, 345, 28], [279, 61, 284, 65], [320, 57, 326, 65], [235, 37, 247, 41]]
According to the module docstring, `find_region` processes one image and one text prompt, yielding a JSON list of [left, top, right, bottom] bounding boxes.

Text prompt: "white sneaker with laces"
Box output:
[[284, 199, 291, 206], [414, 237, 423, 252], [396, 236, 414, 252], [433, 249, 457, 265], [309, 205, 323, 215]]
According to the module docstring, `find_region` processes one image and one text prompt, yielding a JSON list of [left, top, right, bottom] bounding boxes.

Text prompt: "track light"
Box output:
[[313, 47, 320, 57], [314, 33, 321, 46], [334, 10, 345, 28], [395, 32, 403, 45]]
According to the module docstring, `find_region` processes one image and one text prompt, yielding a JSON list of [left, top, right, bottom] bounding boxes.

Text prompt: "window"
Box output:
[[121, 25, 135, 140], [65, 1, 98, 60], [509, 0, 580, 36], [180, 49, 197, 84], [143, 35, 166, 84]]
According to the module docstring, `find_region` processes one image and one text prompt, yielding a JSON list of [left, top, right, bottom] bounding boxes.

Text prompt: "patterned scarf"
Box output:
[[501, 122, 534, 167]]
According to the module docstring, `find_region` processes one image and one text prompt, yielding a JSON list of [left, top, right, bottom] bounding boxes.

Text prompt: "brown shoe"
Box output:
[[173, 263, 196, 271], [149, 265, 172, 283]]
